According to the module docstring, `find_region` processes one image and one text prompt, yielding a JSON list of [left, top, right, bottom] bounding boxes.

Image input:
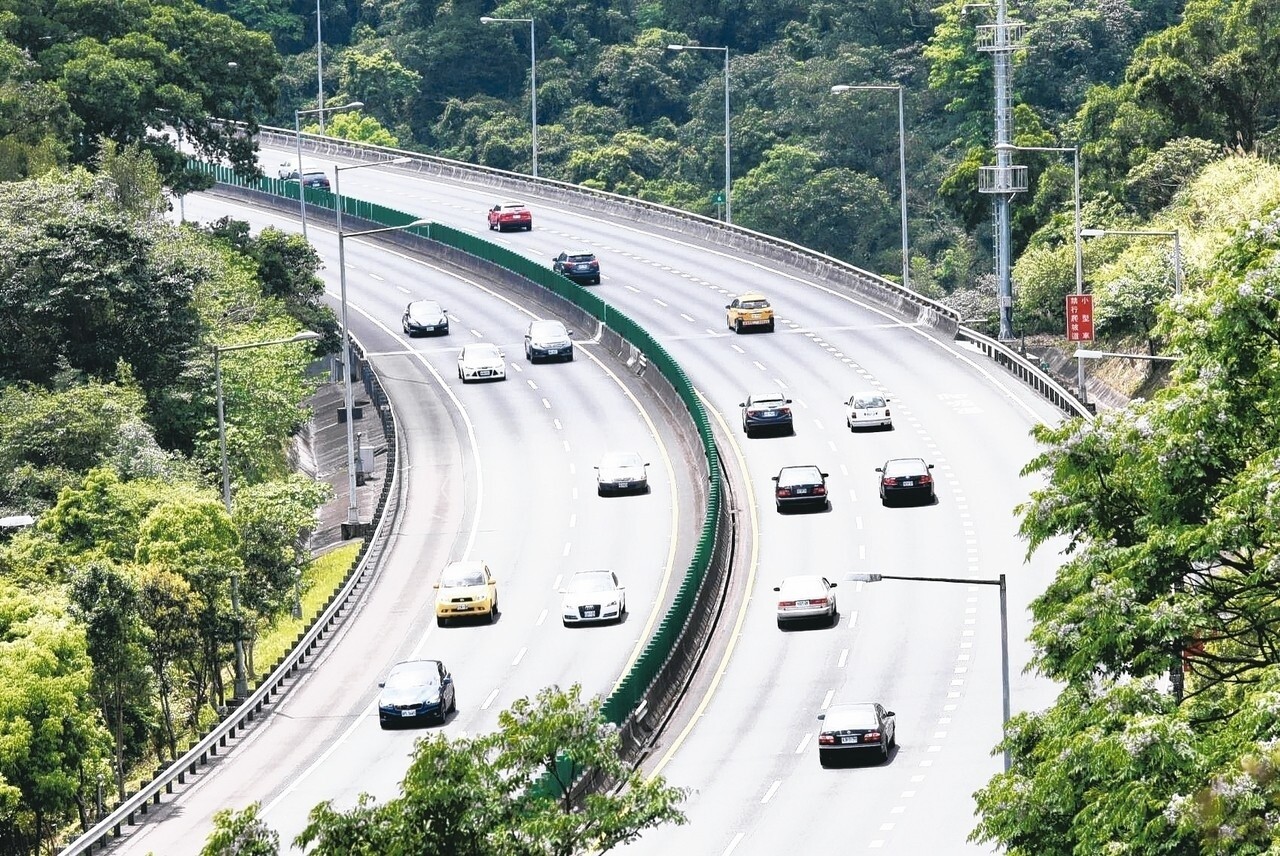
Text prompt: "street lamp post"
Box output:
[[293, 101, 364, 241], [481, 16, 538, 177], [997, 143, 1085, 402], [334, 157, 419, 526], [831, 84, 910, 291], [315, 0, 325, 132], [1080, 227, 1182, 297], [668, 43, 731, 224], [214, 330, 321, 698], [848, 572, 1012, 772]]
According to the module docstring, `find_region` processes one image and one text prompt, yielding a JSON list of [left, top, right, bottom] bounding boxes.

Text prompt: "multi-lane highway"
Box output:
[[117, 192, 702, 854], [125, 149, 1069, 854]]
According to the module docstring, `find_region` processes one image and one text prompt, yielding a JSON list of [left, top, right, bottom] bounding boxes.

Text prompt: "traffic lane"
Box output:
[[153, 198, 696, 849]]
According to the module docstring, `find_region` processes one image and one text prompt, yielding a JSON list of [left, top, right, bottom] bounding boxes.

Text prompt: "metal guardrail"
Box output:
[[59, 338, 402, 855]]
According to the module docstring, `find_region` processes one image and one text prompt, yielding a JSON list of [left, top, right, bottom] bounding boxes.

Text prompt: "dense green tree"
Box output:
[[1124, 136, 1222, 216], [290, 685, 686, 855], [201, 801, 280, 856], [0, 578, 113, 854], [67, 561, 152, 802], [0, 38, 74, 180]]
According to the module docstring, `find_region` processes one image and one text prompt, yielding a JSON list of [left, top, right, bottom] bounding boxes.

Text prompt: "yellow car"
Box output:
[[726, 292, 775, 333], [434, 561, 498, 626]]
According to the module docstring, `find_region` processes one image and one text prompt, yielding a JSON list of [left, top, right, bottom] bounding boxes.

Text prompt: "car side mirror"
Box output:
[[738, 402, 746, 407], [875, 467, 884, 473], [885, 710, 895, 717], [771, 476, 780, 482], [593, 466, 600, 471], [558, 588, 567, 594], [432, 581, 440, 589], [377, 680, 386, 688], [772, 586, 781, 591], [927, 463, 935, 469], [817, 713, 826, 721], [785, 399, 793, 403], [821, 473, 829, 478], [725, 304, 731, 309], [828, 582, 838, 588]]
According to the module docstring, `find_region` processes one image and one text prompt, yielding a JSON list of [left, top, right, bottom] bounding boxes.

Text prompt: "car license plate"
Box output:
[[903, 480, 914, 487], [796, 487, 809, 495], [795, 600, 809, 607], [841, 736, 858, 744], [478, 370, 491, 376], [617, 481, 630, 488], [583, 608, 598, 618], [761, 410, 776, 417], [547, 349, 560, 355], [401, 710, 415, 717], [454, 606, 470, 612]]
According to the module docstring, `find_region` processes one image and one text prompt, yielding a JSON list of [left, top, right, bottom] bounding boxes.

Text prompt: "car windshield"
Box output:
[[750, 394, 786, 407], [441, 567, 485, 587], [567, 253, 595, 262], [530, 321, 566, 337], [465, 345, 500, 360], [777, 467, 821, 486], [827, 708, 879, 730], [600, 452, 643, 469], [853, 395, 886, 408], [385, 665, 439, 690], [742, 299, 770, 309], [885, 459, 926, 477], [567, 572, 615, 593]]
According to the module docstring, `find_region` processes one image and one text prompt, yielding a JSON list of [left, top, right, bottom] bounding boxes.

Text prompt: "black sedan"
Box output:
[[377, 659, 456, 728], [876, 457, 935, 505], [817, 702, 896, 766], [740, 392, 794, 437], [772, 465, 829, 512], [402, 299, 449, 337]]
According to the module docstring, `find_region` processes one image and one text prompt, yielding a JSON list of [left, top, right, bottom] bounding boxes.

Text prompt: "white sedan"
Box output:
[[561, 570, 626, 625], [595, 451, 649, 495], [845, 391, 893, 430], [773, 575, 838, 628], [457, 343, 507, 383]]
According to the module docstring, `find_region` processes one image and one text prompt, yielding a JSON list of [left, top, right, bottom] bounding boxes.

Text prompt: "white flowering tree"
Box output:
[[972, 212, 1280, 853]]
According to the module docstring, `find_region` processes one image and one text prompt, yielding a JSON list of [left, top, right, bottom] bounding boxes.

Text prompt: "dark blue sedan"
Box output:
[[377, 659, 456, 728], [740, 392, 794, 437]]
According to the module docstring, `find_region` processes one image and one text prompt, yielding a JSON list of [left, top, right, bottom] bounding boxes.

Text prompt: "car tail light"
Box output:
[[778, 600, 795, 608], [882, 477, 898, 486], [818, 734, 835, 745], [777, 487, 791, 497], [813, 485, 826, 495], [779, 407, 791, 416], [808, 597, 828, 607], [865, 731, 882, 741], [884, 408, 891, 416], [919, 474, 933, 484]]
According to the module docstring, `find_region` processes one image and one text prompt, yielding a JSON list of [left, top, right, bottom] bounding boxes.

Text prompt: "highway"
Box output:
[[115, 192, 702, 854], [127, 146, 1069, 854]]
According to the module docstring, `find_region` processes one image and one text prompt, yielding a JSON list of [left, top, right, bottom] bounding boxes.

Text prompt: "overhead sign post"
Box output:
[[1066, 294, 1094, 342]]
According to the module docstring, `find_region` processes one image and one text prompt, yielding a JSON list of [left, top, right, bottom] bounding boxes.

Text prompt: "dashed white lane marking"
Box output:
[[553, 418, 563, 429], [563, 542, 571, 557], [680, 313, 695, 322], [512, 647, 526, 666], [854, 515, 863, 530], [625, 285, 641, 293], [396, 285, 409, 294], [653, 298, 668, 307], [536, 609, 547, 626], [794, 734, 810, 754], [569, 461, 576, 475], [761, 780, 782, 803], [481, 689, 499, 710], [369, 272, 384, 281], [527, 380, 538, 390], [542, 397, 552, 408], [568, 513, 577, 528], [563, 440, 571, 453], [753, 360, 767, 371], [838, 649, 849, 668], [821, 689, 834, 709], [721, 833, 745, 856], [731, 344, 745, 354]]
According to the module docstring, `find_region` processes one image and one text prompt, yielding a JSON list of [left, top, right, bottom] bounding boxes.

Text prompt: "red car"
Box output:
[[487, 201, 533, 232]]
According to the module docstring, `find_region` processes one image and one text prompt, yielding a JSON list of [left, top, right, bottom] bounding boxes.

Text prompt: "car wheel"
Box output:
[[436, 615, 448, 628], [526, 222, 533, 231], [828, 606, 838, 627], [567, 351, 574, 361], [592, 276, 601, 284], [735, 319, 743, 334], [379, 718, 391, 730], [889, 729, 897, 749], [819, 749, 837, 768], [766, 319, 775, 332], [879, 742, 890, 763]]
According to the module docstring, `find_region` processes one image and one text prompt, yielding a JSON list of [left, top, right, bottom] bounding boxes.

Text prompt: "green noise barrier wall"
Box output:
[[199, 161, 726, 746]]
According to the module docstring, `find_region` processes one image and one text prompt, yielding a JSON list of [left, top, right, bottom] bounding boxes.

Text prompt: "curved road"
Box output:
[[117, 193, 702, 854], [254, 145, 1068, 855]]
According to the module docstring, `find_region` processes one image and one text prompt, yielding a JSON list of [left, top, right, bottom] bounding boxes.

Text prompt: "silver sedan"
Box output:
[[595, 451, 649, 495]]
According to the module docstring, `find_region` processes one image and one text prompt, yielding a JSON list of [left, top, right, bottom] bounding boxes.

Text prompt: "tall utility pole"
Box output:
[[975, 0, 1026, 340]]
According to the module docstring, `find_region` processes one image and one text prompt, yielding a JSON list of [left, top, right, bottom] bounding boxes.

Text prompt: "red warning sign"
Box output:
[[1066, 294, 1094, 342]]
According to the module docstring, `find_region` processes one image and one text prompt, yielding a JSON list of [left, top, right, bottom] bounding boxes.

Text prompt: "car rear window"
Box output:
[[778, 467, 820, 486], [828, 709, 878, 730], [885, 459, 926, 477], [568, 253, 596, 262], [751, 395, 786, 407], [854, 395, 886, 408], [742, 299, 770, 309]]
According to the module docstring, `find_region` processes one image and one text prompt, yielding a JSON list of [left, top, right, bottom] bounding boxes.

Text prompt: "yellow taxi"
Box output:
[[725, 292, 775, 333], [434, 561, 498, 626]]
